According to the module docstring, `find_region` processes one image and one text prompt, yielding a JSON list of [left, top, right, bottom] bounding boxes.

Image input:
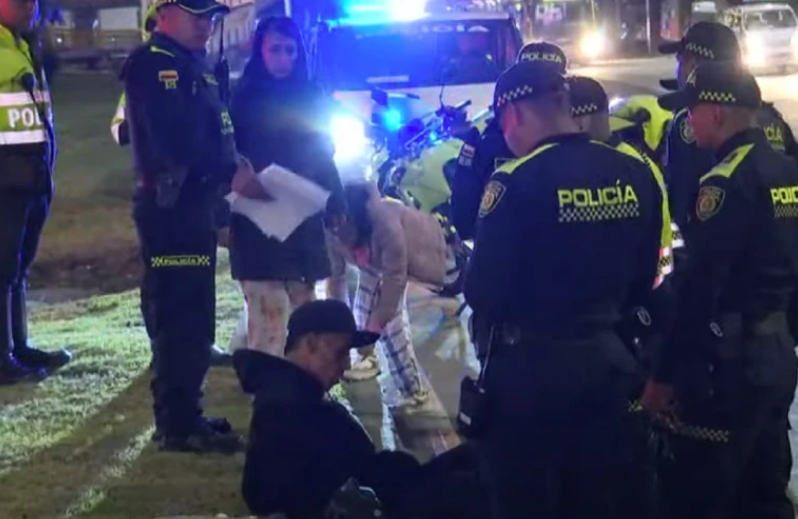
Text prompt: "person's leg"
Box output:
[[345, 268, 380, 381], [240, 280, 291, 356], [136, 195, 240, 453], [0, 190, 45, 383], [378, 289, 426, 408], [286, 280, 315, 308], [11, 191, 71, 370]]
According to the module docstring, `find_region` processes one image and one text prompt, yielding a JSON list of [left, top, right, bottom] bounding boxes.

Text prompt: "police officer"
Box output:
[[450, 41, 567, 240], [568, 75, 679, 348], [111, 4, 232, 368], [659, 21, 798, 226], [647, 61, 798, 519], [464, 60, 663, 518], [0, 0, 72, 384], [609, 94, 673, 168], [123, 0, 263, 452]]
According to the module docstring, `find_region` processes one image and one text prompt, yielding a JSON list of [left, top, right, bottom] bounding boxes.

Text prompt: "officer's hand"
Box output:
[[641, 378, 678, 420], [232, 159, 271, 200], [217, 227, 231, 249]]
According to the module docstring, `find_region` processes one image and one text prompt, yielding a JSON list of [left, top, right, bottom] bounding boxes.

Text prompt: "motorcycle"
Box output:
[[368, 88, 480, 298]]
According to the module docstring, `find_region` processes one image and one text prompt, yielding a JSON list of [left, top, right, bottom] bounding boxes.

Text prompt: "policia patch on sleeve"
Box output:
[[479, 180, 507, 218], [696, 185, 725, 221]]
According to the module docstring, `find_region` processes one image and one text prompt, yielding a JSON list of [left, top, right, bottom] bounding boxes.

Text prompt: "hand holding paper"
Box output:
[[227, 163, 332, 242]]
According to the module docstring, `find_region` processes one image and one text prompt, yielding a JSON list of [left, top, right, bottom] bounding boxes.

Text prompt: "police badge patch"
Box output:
[[457, 144, 475, 168], [479, 180, 507, 218], [680, 117, 695, 144], [158, 69, 179, 90], [696, 185, 725, 221]]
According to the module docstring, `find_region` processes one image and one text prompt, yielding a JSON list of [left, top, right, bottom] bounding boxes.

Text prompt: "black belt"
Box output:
[[473, 322, 608, 352]]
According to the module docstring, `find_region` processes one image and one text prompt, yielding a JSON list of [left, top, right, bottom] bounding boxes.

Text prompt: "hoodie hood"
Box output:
[[233, 349, 325, 402]]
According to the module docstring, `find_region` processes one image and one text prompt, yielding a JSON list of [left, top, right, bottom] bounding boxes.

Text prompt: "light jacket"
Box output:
[[327, 184, 447, 325]]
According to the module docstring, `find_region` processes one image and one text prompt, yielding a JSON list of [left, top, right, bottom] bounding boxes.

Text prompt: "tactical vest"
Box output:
[[0, 24, 52, 148]]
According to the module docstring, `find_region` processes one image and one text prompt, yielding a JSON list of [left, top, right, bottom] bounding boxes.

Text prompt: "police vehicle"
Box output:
[[306, 0, 523, 169]]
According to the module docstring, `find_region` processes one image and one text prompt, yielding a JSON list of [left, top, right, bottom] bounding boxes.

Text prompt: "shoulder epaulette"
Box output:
[[494, 142, 558, 176]]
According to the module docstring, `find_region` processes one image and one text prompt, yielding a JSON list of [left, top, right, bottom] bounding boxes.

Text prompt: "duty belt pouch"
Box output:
[[457, 324, 494, 439]]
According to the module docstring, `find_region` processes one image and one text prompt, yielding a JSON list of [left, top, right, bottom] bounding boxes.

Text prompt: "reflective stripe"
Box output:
[[671, 222, 685, 249], [111, 121, 122, 144], [0, 129, 47, 145], [0, 91, 51, 106]]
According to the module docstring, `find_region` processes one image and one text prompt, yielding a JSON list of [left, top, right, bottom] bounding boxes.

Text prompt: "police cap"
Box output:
[[658, 22, 741, 61], [658, 61, 761, 111], [566, 76, 608, 117], [517, 41, 568, 73], [493, 61, 566, 113], [154, 0, 230, 17]]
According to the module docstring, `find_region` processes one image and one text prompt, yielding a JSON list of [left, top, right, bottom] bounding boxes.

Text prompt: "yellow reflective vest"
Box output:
[[0, 23, 52, 147]]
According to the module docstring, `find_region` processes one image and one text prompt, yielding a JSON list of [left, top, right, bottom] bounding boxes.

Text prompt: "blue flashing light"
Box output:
[[340, 0, 427, 22], [428, 131, 439, 142], [384, 109, 403, 131]]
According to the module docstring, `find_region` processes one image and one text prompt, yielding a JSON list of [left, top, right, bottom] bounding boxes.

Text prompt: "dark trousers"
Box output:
[[0, 189, 50, 355], [133, 188, 217, 437], [0, 189, 50, 291], [660, 331, 798, 519], [477, 333, 639, 519]]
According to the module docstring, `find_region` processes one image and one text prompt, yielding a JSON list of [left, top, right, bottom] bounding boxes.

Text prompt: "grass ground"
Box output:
[[32, 73, 141, 293], [0, 74, 261, 519]]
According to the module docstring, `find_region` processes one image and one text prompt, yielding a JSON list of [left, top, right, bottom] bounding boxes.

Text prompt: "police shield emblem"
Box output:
[[680, 117, 695, 144], [696, 185, 725, 221], [479, 180, 507, 218]]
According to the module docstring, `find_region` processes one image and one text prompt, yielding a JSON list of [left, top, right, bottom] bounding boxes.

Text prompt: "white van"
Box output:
[[723, 2, 798, 72]]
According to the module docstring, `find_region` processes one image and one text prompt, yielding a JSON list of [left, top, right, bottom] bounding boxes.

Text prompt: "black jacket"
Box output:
[[236, 350, 422, 519], [122, 33, 238, 208], [656, 129, 798, 382], [228, 75, 345, 282]]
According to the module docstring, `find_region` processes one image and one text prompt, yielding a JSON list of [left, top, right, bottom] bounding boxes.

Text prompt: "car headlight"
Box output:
[[579, 31, 605, 60], [331, 114, 368, 162], [745, 34, 765, 67]]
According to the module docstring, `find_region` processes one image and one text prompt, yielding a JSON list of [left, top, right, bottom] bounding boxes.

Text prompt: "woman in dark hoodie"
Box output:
[[229, 16, 345, 357]]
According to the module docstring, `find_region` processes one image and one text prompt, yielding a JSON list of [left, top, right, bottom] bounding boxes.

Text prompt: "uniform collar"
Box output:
[[0, 22, 22, 47], [150, 32, 194, 59], [715, 128, 765, 161], [533, 131, 589, 151]]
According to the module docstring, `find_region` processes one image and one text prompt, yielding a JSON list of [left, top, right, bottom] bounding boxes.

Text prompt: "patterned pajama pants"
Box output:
[[353, 267, 423, 398], [231, 280, 315, 356]]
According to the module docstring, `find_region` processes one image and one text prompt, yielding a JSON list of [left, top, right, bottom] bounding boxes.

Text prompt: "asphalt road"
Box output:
[[344, 57, 798, 494]]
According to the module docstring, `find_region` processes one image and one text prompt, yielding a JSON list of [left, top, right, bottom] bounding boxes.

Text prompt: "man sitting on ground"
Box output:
[[235, 299, 486, 519]]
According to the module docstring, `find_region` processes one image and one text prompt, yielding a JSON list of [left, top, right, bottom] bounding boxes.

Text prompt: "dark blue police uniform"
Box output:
[[465, 61, 663, 519], [658, 22, 798, 226], [657, 61, 798, 519], [122, 0, 241, 453], [450, 41, 567, 240]]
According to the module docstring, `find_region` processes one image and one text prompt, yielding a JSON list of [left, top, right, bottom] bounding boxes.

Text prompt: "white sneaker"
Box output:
[[343, 355, 380, 381], [389, 389, 430, 413]]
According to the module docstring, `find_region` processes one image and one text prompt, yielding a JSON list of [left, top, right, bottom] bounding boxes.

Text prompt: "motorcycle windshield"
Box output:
[[318, 18, 520, 92]]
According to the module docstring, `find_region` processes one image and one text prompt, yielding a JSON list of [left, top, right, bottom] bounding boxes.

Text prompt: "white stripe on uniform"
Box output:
[[0, 129, 47, 145], [0, 91, 51, 106]]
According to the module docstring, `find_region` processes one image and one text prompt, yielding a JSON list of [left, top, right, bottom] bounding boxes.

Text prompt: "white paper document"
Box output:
[[226, 164, 331, 242]]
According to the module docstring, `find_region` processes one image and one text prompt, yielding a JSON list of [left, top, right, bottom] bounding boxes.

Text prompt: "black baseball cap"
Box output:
[[493, 60, 566, 113], [566, 76, 608, 117], [285, 300, 380, 351], [154, 0, 230, 16], [517, 41, 568, 73], [658, 22, 741, 61], [658, 61, 761, 111]]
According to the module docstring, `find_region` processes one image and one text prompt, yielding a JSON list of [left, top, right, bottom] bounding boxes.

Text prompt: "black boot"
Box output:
[[0, 290, 46, 385], [11, 283, 72, 371], [209, 344, 232, 366]]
